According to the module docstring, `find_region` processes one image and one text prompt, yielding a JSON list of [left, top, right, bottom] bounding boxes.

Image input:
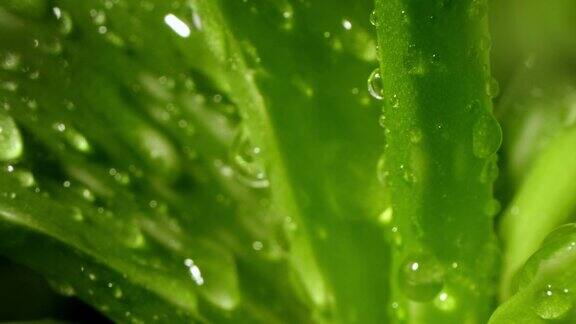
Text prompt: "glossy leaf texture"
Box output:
[[490, 224, 576, 323], [373, 0, 501, 322], [0, 0, 389, 322], [497, 60, 576, 300]]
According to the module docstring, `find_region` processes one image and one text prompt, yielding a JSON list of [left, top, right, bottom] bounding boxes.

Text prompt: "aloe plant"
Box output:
[[0, 0, 575, 323]]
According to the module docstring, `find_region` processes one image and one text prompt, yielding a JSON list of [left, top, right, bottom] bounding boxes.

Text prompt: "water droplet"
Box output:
[[434, 290, 457, 311], [378, 207, 393, 225], [12, 169, 35, 187], [0, 112, 23, 162], [486, 77, 500, 98], [230, 128, 269, 188], [71, 208, 84, 222], [342, 19, 353, 30], [368, 68, 384, 100], [164, 13, 191, 38], [90, 9, 107, 25], [50, 281, 75, 296], [369, 10, 379, 27], [398, 252, 445, 301], [114, 287, 123, 299], [472, 114, 501, 158], [184, 258, 204, 286], [53, 7, 74, 35], [485, 199, 501, 217], [390, 301, 406, 320], [376, 154, 389, 185], [1, 52, 20, 71], [41, 37, 63, 56], [53, 122, 92, 153], [534, 286, 573, 320], [252, 241, 263, 251]]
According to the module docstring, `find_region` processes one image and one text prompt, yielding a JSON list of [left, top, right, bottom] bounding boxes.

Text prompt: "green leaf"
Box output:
[[490, 224, 576, 323]]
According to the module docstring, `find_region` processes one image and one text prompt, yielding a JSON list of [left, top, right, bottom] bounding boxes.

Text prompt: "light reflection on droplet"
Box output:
[[164, 14, 191, 38]]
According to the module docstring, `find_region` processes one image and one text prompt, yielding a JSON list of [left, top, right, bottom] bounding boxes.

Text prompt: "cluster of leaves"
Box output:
[[0, 0, 575, 323]]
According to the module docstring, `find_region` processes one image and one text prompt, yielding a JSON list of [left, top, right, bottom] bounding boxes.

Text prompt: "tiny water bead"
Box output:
[[53, 122, 92, 153], [367, 68, 384, 100], [434, 290, 457, 312], [398, 252, 445, 302], [472, 114, 501, 159], [378, 207, 393, 225], [0, 112, 23, 162], [164, 13, 191, 38], [369, 10, 379, 27], [534, 286, 573, 320], [184, 258, 204, 286], [1, 52, 20, 71], [486, 77, 500, 98], [53, 7, 74, 35], [230, 128, 269, 188]]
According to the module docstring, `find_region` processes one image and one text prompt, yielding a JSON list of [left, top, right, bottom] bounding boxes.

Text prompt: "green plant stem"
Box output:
[[373, 0, 499, 322]]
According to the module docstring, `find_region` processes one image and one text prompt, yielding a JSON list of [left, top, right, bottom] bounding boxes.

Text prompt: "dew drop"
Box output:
[[53, 122, 92, 153], [1, 52, 20, 71], [534, 286, 573, 320], [485, 199, 501, 217], [369, 10, 379, 27], [376, 154, 389, 185], [0, 112, 23, 162], [434, 290, 457, 311], [50, 281, 75, 297], [164, 13, 191, 38], [472, 114, 501, 158], [230, 128, 269, 188], [184, 258, 204, 286], [342, 19, 353, 31], [486, 77, 500, 98], [53, 7, 74, 35], [114, 287, 123, 299], [71, 207, 84, 222], [367, 68, 384, 100], [12, 169, 35, 188], [398, 252, 445, 301], [378, 207, 393, 225], [90, 9, 107, 26]]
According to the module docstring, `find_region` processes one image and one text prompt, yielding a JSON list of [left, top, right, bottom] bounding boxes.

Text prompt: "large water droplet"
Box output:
[[398, 252, 445, 301], [534, 286, 573, 320], [230, 128, 269, 188], [0, 112, 23, 162], [368, 68, 384, 100], [472, 114, 501, 158]]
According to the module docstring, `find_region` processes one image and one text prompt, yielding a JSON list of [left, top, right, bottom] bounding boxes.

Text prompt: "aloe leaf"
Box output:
[[490, 224, 576, 323], [372, 0, 500, 322]]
